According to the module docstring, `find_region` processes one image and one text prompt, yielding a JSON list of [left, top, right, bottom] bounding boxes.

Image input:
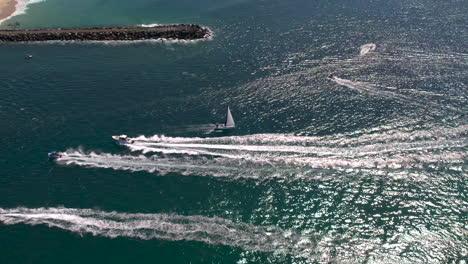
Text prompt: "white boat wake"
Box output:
[[359, 43, 376, 56], [129, 135, 465, 158], [0, 207, 311, 255], [57, 125, 467, 180], [331, 77, 427, 107], [0, 207, 463, 262], [57, 147, 465, 180], [329, 76, 466, 115]]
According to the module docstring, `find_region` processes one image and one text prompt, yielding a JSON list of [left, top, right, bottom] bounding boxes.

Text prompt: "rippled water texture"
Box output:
[[0, 0, 466, 263]]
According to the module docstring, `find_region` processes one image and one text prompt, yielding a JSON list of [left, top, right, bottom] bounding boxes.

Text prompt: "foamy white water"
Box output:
[[56, 127, 466, 180], [359, 43, 376, 56], [329, 76, 467, 115], [0, 207, 463, 263], [0, 0, 46, 25], [58, 150, 248, 179], [58, 147, 466, 176], [139, 23, 164, 27], [0, 207, 311, 254], [51, 123, 468, 180], [124, 125, 467, 163], [133, 125, 467, 147], [128, 137, 466, 157], [331, 77, 423, 106]]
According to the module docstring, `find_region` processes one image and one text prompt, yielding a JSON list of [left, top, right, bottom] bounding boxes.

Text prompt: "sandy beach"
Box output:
[[0, 0, 16, 22]]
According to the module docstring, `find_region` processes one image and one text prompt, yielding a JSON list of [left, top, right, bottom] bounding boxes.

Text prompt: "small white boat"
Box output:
[[112, 135, 135, 145], [25, 54, 33, 59], [214, 107, 235, 131]]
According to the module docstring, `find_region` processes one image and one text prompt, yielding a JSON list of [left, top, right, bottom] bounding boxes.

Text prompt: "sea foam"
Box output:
[[55, 124, 467, 181], [359, 43, 376, 56], [0, 0, 46, 25], [0, 207, 310, 254]]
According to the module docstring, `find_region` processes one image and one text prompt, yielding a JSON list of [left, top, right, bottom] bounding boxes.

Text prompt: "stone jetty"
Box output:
[[0, 24, 211, 42]]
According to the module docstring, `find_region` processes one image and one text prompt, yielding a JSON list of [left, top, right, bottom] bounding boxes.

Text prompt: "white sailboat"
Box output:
[[215, 107, 235, 131]]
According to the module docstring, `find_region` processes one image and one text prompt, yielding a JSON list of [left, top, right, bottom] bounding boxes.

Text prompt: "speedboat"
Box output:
[[327, 73, 335, 80], [25, 54, 33, 59], [214, 106, 235, 131], [48, 151, 62, 159], [112, 134, 135, 145]]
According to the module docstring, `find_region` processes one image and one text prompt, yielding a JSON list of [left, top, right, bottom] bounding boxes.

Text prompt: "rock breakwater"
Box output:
[[0, 24, 211, 42]]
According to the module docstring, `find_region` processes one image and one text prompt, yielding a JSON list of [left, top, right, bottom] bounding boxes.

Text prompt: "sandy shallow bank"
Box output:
[[0, 0, 16, 22]]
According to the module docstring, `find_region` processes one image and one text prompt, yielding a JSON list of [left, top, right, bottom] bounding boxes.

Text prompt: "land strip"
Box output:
[[0, 24, 212, 42]]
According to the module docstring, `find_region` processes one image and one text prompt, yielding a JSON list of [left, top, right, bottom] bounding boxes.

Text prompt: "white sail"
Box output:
[[225, 107, 235, 127]]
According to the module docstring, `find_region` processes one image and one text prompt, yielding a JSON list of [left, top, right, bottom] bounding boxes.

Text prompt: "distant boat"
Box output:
[[112, 135, 135, 145], [24, 54, 33, 59], [214, 107, 235, 131], [48, 151, 62, 159]]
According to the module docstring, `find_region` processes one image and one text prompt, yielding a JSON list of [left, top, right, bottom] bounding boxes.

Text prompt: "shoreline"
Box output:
[[0, 0, 16, 23]]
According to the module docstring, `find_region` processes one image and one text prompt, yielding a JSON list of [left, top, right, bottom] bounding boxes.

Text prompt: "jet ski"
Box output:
[[48, 151, 62, 159], [327, 73, 335, 80], [112, 135, 135, 145]]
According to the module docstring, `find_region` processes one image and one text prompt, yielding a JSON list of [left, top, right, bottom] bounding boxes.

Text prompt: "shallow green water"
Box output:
[[0, 0, 466, 263]]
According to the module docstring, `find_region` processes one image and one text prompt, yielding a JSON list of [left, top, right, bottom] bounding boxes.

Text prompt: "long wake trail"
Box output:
[[0, 207, 312, 256], [56, 124, 467, 180], [329, 76, 466, 115], [133, 125, 467, 147]]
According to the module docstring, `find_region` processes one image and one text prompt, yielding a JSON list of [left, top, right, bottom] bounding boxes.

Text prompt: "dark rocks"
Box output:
[[0, 24, 212, 42]]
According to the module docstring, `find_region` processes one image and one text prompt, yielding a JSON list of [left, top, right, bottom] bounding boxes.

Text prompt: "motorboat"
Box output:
[[214, 106, 235, 131], [48, 151, 62, 159], [112, 134, 135, 145]]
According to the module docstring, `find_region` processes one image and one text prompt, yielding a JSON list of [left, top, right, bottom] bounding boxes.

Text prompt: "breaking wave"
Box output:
[[0, 0, 46, 25]]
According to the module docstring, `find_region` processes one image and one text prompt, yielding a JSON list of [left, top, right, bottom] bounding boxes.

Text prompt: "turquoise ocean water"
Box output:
[[0, 0, 466, 263]]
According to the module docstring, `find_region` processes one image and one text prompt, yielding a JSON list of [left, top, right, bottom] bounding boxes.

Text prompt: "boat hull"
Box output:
[[112, 136, 134, 145], [48, 151, 62, 159], [214, 125, 235, 131]]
